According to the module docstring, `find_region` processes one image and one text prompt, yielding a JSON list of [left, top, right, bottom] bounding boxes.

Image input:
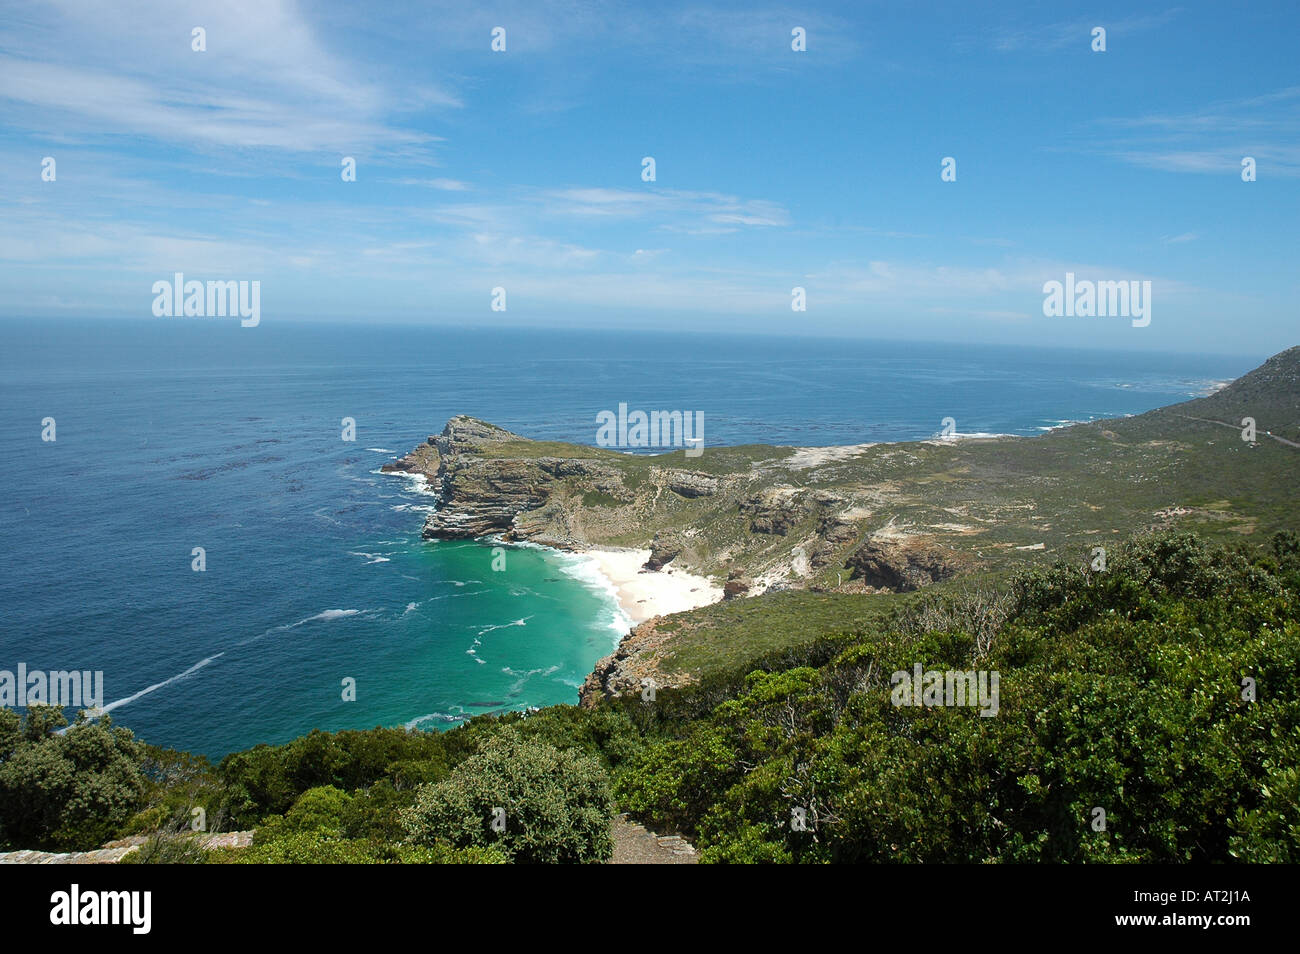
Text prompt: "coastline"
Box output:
[[569, 546, 724, 628], [484, 535, 724, 632], [376, 461, 721, 635]]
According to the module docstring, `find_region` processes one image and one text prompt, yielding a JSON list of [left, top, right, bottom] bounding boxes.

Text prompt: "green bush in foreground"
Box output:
[[217, 726, 456, 828], [225, 785, 504, 864], [121, 832, 210, 865], [0, 708, 146, 851], [230, 830, 505, 864], [401, 728, 613, 863]]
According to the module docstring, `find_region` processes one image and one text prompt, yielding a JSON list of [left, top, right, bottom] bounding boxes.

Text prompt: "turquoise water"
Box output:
[[0, 318, 1255, 757]]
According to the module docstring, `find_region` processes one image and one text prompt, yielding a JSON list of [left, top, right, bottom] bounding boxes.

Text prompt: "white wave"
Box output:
[[500, 664, 561, 694], [228, 608, 368, 650], [93, 653, 225, 717], [476, 616, 532, 636], [348, 551, 392, 565], [396, 588, 492, 608], [1036, 419, 1089, 432], [291, 609, 362, 626], [405, 708, 467, 730], [556, 553, 633, 639], [365, 448, 395, 453], [429, 588, 490, 601], [378, 469, 439, 498], [501, 538, 554, 552]]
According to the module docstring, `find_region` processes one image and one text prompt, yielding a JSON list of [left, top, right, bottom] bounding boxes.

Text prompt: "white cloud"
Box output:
[[1092, 87, 1300, 177], [394, 178, 472, 191], [542, 187, 790, 231], [0, 0, 456, 154]]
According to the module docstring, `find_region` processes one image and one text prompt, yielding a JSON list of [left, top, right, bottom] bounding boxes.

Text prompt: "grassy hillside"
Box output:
[[651, 589, 912, 676]]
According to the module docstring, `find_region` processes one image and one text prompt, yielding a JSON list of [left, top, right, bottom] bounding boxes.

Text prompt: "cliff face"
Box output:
[[384, 416, 748, 556], [847, 537, 970, 591], [382, 417, 544, 537], [579, 617, 690, 707]]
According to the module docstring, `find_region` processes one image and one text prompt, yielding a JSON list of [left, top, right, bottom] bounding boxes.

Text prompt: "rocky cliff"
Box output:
[[383, 416, 896, 589]]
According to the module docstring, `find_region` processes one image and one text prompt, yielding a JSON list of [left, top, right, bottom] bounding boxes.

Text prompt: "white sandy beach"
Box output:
[[580, 547, 724, 626]]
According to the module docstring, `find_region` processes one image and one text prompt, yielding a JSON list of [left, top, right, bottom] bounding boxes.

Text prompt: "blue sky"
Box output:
[[1, 0, 1296, 354]]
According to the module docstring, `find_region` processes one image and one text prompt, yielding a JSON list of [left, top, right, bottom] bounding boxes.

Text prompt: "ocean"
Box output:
[[0, 318, 1254, 758]]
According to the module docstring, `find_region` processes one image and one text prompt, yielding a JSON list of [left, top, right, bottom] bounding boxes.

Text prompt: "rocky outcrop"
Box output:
[[0, 831, 254, 865], [723, 569, 751, 600], [741, 488, 812, 535], [404, 417, 736, 545], [433, 416, 523, 455], [662, 469, 721, 498], [396, 417, 553, 539], [810, 499, 863, 568], [644, 531, 684, 570], [580, 618, 694, 706], [380, 439, 440, 479], [422, 456, 555, 539], [847, 537, 967, 591], [382, 416, 522, 480]]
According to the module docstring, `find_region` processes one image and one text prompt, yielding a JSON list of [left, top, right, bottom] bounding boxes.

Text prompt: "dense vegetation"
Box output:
[[2, 529, 1297, 863], [0, 707, 146, 851], [614, 531, 1300, 862]]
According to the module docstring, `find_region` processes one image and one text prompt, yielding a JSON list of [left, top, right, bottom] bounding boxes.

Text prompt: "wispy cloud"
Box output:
[[0, 0, 456, 155], [981, 9, 1180, 53], [393, 177, 472, 191], [542, 187, 790, 232], [1093, 87, 1300, 177]]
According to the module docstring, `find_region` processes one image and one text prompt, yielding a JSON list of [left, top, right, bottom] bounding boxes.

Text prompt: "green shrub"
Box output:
[[121, 832, 210, 864], [0, 708, 147, 851], [229, 829, 504, 864], [253, 785, 353, 844], [218, 727, 452, 827], [401, 729, 613, 863]]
